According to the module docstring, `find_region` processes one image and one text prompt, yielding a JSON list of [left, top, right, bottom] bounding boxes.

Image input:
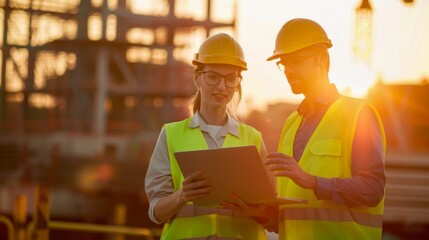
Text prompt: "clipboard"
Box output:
[[174, 145, 307, 207]]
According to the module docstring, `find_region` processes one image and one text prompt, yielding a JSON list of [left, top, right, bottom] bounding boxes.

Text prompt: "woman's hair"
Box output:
[[191, 63, 244, 121]]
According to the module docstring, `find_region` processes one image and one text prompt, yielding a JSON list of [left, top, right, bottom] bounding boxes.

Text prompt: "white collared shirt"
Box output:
[[144, 112, 267, 224]]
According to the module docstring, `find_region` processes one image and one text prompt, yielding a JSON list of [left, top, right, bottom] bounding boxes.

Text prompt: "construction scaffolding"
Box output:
[[0, 0, 238, 136], [0, 0, 239, 237]]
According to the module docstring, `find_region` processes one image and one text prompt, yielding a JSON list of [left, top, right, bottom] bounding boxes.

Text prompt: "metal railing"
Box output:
[[0, 215, 15, 240], [27, 221, 157, 240]]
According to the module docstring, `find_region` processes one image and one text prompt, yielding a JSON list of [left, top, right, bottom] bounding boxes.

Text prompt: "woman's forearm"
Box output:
[[154, 189, 187, 222]]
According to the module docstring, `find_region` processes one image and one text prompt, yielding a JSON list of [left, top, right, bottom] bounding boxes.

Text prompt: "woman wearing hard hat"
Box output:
[[145, 33, 270, 239]]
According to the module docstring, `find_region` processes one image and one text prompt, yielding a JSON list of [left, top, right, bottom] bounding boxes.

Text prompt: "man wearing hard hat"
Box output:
[[263, 18, 386, 239]]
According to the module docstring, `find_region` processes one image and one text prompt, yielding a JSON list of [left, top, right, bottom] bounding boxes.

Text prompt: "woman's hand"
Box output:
[[220, 194, 267, 218], [153, 171, 213, 222], [178, 170, 214, 203]]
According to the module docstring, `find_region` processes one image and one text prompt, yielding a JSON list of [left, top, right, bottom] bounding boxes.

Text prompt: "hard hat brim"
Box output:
[[192, 54, 247, 70], [266, 52, 283, 61], [266, 41, 332, 61]]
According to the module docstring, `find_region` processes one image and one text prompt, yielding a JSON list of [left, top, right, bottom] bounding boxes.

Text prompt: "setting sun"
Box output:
[[238, 0, 429, 110], [0, 1, 428, 240], [335, 62, 377, 98]]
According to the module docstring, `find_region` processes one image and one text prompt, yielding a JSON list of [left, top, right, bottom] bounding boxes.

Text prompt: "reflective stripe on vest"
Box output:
[[162, 118, 266, 240], [277, 96, 386, 240], [176, 204, 248, 219], [176, 203, 254, 221], [280, 207, 383, 228], [162, 214, 266, 240]]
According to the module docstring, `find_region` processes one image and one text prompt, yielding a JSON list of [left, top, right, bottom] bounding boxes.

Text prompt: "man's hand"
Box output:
[[265, 152, 316, 190]]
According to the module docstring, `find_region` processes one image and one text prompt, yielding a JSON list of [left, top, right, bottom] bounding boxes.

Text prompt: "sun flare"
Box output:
[[337, 62, 376, 98]]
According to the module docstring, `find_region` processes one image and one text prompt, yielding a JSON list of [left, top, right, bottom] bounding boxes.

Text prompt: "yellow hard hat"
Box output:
[[267, 18, 332, 61], [192, 33, 247, 70]]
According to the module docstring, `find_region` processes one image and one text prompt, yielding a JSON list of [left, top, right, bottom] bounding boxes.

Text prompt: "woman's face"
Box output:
[[195, 64, 241, 111]]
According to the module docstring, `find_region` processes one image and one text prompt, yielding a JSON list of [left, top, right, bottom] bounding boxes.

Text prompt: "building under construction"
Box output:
[[2, 0, 429, 239], [0, 0, 239, 238]]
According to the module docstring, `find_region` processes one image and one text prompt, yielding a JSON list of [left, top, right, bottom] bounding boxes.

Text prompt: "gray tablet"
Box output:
[[174, 145, 306, 207]]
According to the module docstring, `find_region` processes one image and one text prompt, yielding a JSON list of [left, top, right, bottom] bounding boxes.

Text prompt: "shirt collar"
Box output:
[[297, 84, 340, 117], [189, 111, 240, 138]]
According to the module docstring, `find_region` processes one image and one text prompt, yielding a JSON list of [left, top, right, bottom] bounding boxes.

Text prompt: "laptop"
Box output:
[[174, 145, 307, 207]]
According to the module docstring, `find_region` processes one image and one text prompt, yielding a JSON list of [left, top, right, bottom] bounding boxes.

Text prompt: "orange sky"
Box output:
[[237, 0, 429, 110], [2, 0, 428, 112]]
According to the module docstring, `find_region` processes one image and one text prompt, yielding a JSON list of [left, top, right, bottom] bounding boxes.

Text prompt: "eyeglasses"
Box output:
[[276, 53, 320, 71], [198, 71, 242, 88]]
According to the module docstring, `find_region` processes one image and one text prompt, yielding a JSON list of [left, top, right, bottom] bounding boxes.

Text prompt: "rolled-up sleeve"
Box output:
[[145, 128, 174, 224]]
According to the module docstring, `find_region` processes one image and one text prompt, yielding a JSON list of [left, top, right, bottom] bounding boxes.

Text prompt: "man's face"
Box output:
[[277, 48, 323, 95]]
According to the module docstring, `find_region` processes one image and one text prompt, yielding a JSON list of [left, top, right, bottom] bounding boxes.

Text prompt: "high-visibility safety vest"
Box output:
[[162, 117, 268, 240], [277, 96, 386, 240]]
